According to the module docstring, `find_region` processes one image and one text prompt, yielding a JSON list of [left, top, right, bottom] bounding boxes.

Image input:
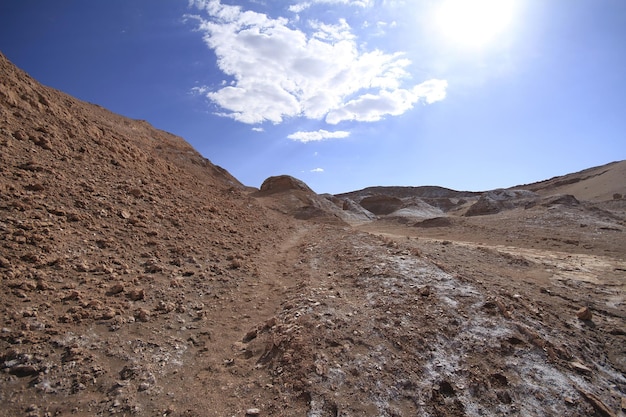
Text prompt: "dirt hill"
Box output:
[[514, 160, 626, 202], [2, 53, 625, 417], [0, 51, 297, 416]]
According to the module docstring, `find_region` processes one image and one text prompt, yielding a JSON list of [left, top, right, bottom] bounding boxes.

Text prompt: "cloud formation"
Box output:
[[288, 129, 350, 143], [288, 0, 373, 13], [188, 0, 446, 125], [326, 79, 448, 124]]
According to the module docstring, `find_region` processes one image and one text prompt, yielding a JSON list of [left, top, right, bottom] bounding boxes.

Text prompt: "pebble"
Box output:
[[576, 306, 592, 321], [108, 283, 125, 295], [570, 361, 592, 375], [245, 408, 261, 416], [127, 288, 145, 301], [135, 308, 150, 322]]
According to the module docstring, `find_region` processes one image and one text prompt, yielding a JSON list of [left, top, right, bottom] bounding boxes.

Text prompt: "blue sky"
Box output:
[[1, 0, 624, 194]]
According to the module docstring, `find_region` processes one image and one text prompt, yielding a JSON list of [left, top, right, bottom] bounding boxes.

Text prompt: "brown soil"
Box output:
[[1, 52, 625, 417]]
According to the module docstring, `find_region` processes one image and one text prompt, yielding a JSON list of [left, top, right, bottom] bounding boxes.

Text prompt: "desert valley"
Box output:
[[1, 52, 625, 416]]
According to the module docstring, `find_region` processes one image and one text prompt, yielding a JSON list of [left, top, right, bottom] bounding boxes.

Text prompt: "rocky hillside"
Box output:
[[513, 160, 626, 202], [0, 52, 296, 416]]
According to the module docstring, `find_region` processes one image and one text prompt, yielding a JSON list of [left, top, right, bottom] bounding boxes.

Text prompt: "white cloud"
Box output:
[[310, 168, 325, 173], [190, 85, 209, 95], [288, 129, 350, 143], [363, 19, 398, 37], [252, 127, 264, 132], [289, 0, 373, 13], [326, 79, 448, 124], [188, 0, 446, 125], [309, 18, 354, 42]]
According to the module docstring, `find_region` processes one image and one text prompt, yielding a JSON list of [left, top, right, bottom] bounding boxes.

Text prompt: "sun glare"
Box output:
[[434, 0, 516, 48]]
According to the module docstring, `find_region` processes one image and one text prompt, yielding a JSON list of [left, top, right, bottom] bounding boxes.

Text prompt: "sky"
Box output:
[[1, 0, 625, 194]]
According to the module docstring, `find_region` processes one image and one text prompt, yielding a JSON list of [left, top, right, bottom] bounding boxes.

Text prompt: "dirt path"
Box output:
[[172, 221, 315, 415]]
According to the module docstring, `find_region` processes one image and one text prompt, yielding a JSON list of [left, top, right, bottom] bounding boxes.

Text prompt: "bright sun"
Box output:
[[434, 0, 516, 48]]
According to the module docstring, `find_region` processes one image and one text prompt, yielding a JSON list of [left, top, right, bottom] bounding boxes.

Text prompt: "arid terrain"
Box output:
[[1, 52, 625, 417]]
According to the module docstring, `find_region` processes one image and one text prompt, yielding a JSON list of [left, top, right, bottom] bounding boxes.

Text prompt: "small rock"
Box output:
[[36, 280, 53, 291], [100, 308, 117, 320], [127, 288, 145, 301], [135, 308, 150, 322], [62, 290, 81, 301], [621, 396, 626, 411], [13, 130, 28, 141], [25, 183, 45, 192], [242, 328, 258, 343], [67, 212, 81, 222], [496, 390, 512, 404], [156, 300, 175, 313], [119, 210, 131, 219], [495, 299, 512, 319], [75, 261, 90, 272], [246, 408, 261, 416], [576, 307, 592, 321], [264, 317, 277, 329], [0, 256, 11, 268], [107, 283, 125, 295], [9, 364, 39, 377], [570, 361, 592, 375]]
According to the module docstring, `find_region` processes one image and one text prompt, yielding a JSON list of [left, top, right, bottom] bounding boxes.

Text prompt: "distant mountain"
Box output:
[[330, 161, 625, 220], [336, 185, 480, 200]]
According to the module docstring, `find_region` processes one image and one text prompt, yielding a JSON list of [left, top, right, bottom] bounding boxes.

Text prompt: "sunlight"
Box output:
[[434, 0, 517, 48]]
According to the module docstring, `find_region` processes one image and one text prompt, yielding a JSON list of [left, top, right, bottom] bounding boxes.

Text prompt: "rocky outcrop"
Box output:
[[413, 217, 454, 228], [340, 198, 377, 221], [253, 175, 346, 223], [359, 195, 404, 215], [539, 194, 580, 207], [465, 189, 539, 217], [258, 175, 314, 195]]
